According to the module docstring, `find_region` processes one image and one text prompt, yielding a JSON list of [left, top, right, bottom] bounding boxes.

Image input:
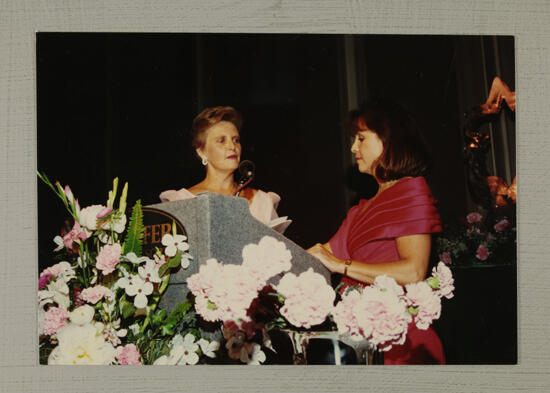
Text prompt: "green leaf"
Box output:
[[408, 306, 419, 315], [122, 200, 144, 256], [426, 276, 439, 290], [151, 310, 167, 326], [160, 324, 175, 336], [158, 253, 181, 277], [120, 297, 136, 319], [164, 300, 192, 327]]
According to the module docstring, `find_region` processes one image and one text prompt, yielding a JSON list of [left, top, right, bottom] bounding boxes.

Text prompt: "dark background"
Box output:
[[36, 33, 516, 364]]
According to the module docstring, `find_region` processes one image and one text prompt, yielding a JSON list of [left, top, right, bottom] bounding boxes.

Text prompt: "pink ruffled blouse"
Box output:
[[159, 187, 281, 226]]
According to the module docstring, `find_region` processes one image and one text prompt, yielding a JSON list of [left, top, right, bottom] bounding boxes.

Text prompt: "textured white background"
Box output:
[[1, 0, 549, 392]]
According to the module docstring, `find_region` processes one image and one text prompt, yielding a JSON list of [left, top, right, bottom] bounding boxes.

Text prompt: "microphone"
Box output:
[[234, 160, 255, 195]]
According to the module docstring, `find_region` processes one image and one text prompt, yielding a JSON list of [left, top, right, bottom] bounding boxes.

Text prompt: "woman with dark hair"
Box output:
[[308, 99, 445, 364], [160, 106, 289, 231]]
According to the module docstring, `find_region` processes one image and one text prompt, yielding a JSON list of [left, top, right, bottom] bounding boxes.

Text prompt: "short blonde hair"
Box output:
[[190, 106, 243, 150]]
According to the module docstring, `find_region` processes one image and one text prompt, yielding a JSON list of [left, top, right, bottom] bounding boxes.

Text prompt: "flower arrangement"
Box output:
[[185, 237, 454, 362], [38, 173, 218, 365], [435, 176, 517, 267], [38, 174, 455, 365]]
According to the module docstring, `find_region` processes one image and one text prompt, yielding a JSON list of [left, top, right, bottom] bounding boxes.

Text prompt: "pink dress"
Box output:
[[329, 176, 445, 365], [159, 187, 281, 226]]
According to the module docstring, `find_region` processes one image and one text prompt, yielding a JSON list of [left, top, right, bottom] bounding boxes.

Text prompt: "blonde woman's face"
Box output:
[[350, 129, 384, 176], [198, 121, 241, 172]]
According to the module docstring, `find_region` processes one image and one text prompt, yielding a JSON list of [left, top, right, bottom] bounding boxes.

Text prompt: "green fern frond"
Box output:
[[122, 200, 144, 256]]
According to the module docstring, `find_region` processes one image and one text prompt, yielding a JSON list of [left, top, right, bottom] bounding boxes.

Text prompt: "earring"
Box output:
[[202, 156, 208, 166]]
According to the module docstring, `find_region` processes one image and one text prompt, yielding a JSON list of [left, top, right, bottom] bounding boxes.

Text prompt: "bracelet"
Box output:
[[343, 259, 352, 276]]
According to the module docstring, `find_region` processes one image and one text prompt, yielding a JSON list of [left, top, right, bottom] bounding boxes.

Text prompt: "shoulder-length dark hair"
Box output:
[[346, 99, 431, 181], [190, 106, 243, 151]]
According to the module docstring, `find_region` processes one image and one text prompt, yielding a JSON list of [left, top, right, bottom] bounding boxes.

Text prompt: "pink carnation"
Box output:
[[476, 244, 490, 261], [38, 273, 53, 290], [187, 259, 258, 323], [439, 251, 452, 265], [43, 306, 70, 335], [405, 281, 441, 330], [242, 236, 292, 288], [494, 219, 510, 232], [350, 286, 411, 351], [62, 221, 88, 249], [431, 262, 455, 299], [276, 268, 335, 329], [80, 285, 113, 304], [372, 275, 405, 298], [466, 212, 483, 224], [96, 243, 122, 275], [40, 261, 72, 279], [332, 289, 363, 339], [116, 344, 142, 365]]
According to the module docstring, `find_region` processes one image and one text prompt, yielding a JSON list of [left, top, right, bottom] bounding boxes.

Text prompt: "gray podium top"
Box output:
[[147, 192, 331, 311]]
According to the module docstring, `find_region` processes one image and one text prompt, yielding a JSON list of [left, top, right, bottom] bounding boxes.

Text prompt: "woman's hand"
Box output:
[[307, 243, 343, 274]]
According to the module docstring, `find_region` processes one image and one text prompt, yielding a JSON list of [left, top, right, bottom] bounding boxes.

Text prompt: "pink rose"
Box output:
[[494, 219, 510, 232], [62, 221, 88, 249], [43, 306, 70, 335], [80, 285, 113, 304], [439, 252, 452, 265], [476, 244, 490, 261], [96, 243, 122, 275], [466, 212, 483, 224], [116, 344, 142, 365]]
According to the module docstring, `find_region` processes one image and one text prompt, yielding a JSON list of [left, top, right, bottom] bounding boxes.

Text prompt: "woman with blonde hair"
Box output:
[[160, 106, 287, 230]]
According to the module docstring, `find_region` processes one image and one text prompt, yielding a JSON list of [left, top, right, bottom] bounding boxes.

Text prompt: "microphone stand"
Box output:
[[234, 175, 254, 196]]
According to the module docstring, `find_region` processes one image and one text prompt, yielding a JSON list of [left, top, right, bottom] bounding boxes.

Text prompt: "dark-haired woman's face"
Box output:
[[197, 121, 241, 173], [350, 128, 384, 176]]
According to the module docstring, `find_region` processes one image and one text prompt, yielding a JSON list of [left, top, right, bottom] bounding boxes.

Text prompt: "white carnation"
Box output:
[[70, 305, 95, 325]]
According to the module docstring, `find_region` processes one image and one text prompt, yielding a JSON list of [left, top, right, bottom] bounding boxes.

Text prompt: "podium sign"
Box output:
[[146, 192, 331, 311]]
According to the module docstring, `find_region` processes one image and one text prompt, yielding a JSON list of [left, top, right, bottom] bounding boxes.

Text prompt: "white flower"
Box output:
[[95, 319, 127, 347], [153, 333, 199, 365], [70, 305, 95, 325], [53, 236, 64, 251], [125, 252, 151, 265], [128, 323, 140, 335], [243, 343, 266, 365], [78, 204, 105, 232], [180, 253, 193, 269], [48, 323, 116, 365], [41, 277, 71, 309], [125, 275, 153, 309], [161, 234, 189, 257], [197, 338, 219, 358], [173, 333, 200, 365], [138, 260, 161, 284]]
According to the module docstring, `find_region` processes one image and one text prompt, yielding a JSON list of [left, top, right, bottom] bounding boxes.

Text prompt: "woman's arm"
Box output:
[[307, 234, 431, 286]]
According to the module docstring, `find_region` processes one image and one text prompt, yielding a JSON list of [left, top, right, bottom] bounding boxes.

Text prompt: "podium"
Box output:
[[146, 192, 331, 311]]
